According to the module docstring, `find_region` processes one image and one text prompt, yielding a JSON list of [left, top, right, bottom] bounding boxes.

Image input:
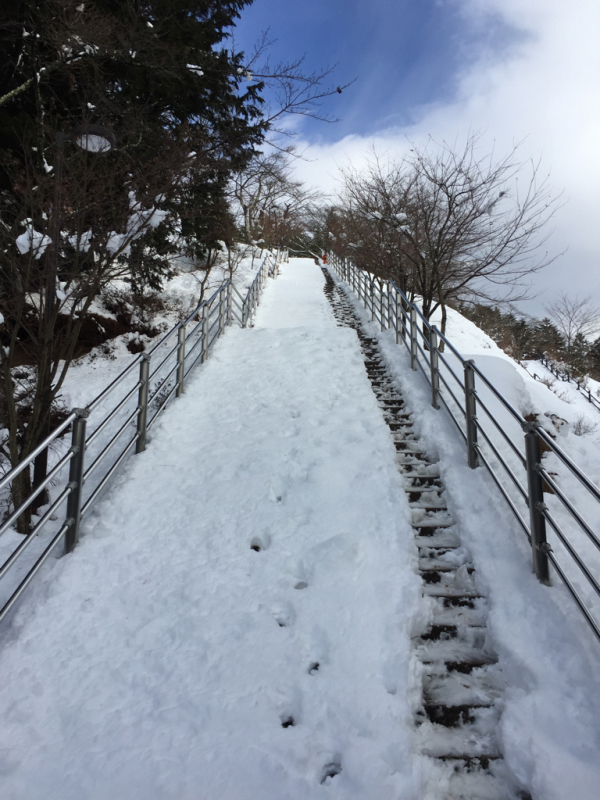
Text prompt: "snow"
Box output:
[[0, 260, 599, 798], [337, 276, 600, 800], [15, 224, 51, 258], [0, 260, 421, 799], [105, 193, 168, 256]]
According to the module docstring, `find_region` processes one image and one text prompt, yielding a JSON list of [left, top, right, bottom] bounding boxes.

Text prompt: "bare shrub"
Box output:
[[555, 390, 574, 404], [573, 415, 599, 437]]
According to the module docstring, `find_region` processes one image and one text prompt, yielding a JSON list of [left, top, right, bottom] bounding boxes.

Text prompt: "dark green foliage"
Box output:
[[0, 0, 264, 258], [0, 0, 269, 526], [533, 318, 565, 356], [460, 303, 600, 379]]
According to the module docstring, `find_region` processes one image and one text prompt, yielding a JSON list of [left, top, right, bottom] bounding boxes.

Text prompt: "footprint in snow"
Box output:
[[305, 625, 330, 671], [250, 532, 271, 552], [320, 757, 342, 784], [271, 602, 295, 628], [289, 560, 311, 590]]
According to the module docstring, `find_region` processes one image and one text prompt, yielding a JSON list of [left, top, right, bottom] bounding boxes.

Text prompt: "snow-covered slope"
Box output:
[[349, 289, 600, 800], [0, 261, 422, 799], [0, 262, 598, 799]]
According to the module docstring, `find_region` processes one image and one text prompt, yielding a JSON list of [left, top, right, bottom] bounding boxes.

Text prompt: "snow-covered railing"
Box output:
[[0, 248, 286, 625], [532, 356, 600, 413], [329, 252, 600, 646]]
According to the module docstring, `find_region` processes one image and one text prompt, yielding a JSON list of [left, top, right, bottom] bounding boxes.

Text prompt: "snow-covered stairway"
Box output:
[[0, 260, 426, 800], [322, 268, 532, 800]]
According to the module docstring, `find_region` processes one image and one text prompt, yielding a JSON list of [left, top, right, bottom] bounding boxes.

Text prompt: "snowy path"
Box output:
[[0, 261, 422, 799]]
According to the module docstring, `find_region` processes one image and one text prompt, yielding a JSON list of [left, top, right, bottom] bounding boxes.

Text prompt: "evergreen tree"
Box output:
[[569, 332, 589, 375], [533, 318, 565, 358], [0, 0, 266, 528], [587, 337, 600, 380]]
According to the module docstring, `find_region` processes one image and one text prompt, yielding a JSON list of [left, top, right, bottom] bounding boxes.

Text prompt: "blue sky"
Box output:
[[233, 0, 523, 139], [233, 0, 600, 312]]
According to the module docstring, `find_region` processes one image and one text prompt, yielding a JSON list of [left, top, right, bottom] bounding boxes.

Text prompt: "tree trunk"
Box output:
[[11, 467, 33, 535], [439, 303, 447, 353]]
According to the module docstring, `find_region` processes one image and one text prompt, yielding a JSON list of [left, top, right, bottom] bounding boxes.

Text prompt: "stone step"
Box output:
[[416, 716, 500, 759], [407, 483, 444, 494], [397, 454, 431, 467], [408, 483, 445, 493], [411, 502, 448, 513], [423, 664, 503, 707], [431, 594, 489, 620], [419, 558, 470, 573], [415, 530, 462, 548], [423, 584, 484, 600], [411, 509, 454, 527], [401, 464, 442, 478], [392, 431, 420, 442], [416, 638, 497, 669], [386, 420, 413, 431], [417, 545, 461, 559], [394, 440, 427, 452]]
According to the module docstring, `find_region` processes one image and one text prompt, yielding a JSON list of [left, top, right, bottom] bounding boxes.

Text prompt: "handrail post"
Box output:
[[201, 306, 209, 361], [386, 282, 392, 332], [394, 289, 401, 344], [429, 328, 440, 409], [135, 355, 151, 454], [372, 281, 377, 322], [176, 325, 186, 397], [523, 423, 551, 585], [65, 409, 89, 553], [226, 280, 233, 325], [219, 287, 226, 335], [379, 283, 385, 331], [410, 307, 418, 370], [464, 360, 479, 468]]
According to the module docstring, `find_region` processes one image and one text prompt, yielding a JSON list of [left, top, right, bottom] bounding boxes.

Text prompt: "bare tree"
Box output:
[[546, 294, 600, 355], [339, 134, 562, 334], [238, 30, 354, 136], [0, 121, 195, 529], [230, 147, 320, 249]]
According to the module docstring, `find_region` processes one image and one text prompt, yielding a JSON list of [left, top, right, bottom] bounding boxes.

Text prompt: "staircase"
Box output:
[[322, 267, 532, 800]]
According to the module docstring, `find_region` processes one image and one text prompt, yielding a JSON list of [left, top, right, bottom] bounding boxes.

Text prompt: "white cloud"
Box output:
[[293, 0, 600, 314]]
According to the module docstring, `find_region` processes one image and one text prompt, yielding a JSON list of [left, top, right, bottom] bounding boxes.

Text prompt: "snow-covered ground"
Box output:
[[0, 250, 270, 618], [0, 260, 599, 799], [0, 261, 422, 799]]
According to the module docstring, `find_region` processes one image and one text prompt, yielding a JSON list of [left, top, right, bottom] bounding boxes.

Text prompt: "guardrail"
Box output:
[[530, 356, 600, 413], [0, 249, 285, 624], [329, 252, 600, 645]]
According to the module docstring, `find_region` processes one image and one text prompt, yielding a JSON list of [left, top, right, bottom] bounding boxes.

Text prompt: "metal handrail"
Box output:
[[0, 412, 76, 494], [471, 361, 525, 426], [88, 357, 143, 413], [0, 449, 74, 539], [329, 251, 600, 646], [536, 426, 600, 504], [0, 247, 285, 625], [536, 356, 600, 413], [86, 381, 141, 448]]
